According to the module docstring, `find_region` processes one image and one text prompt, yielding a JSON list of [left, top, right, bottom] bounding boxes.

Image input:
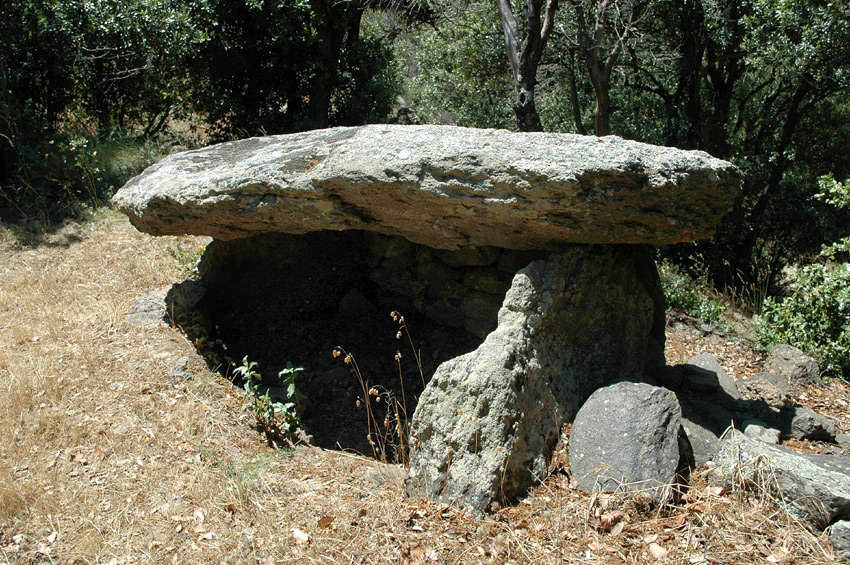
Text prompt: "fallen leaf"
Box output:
[[317, 516, 334, 528], [193, 508, 206, 524], [409, 544, 425, 561], [708, 486, 729, 497], [649, 542, 669, 559], [599, 511, 625, 532], [610, 520, 625, 536], [488, 537, 506, 557], [292, 528, 310, 545], [46, 531, 57, 544], [198, 532, 215, 540], [644, 534, 659, 544]]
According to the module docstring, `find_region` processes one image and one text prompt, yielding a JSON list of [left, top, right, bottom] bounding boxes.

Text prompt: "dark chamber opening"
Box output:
[[194, 230, 502, 458]]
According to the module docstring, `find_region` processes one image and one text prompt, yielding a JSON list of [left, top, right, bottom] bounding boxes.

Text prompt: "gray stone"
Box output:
[[126, 280, 206, 328], [829, 520, 850, 562], [710, 429, 850, 528], [838, 434, 850, 447], [783, 405, 837, 443], [685, 353, 740, 400], [678, 399, 736, 467], [406, 245, 665, 515], [569, 382, 682, 501], [112, 125, 741, 248], [168, 356, 192, 380], [737, 372, 792, 409], [742, 420, 781, 444], [764, 344, 821, 386], [126, 286, 170, 327]]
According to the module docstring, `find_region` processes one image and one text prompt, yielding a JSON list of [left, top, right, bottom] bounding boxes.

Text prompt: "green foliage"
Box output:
[[234, 356, 303, 444], [658, 260, 726, 326], [1, 0, 402, 225], [756, 263, 850, 379], [756, 174, 850, 379], [166, 241, 204, 276], [391, 3, 514, 128], [0, 0, 197, 226]]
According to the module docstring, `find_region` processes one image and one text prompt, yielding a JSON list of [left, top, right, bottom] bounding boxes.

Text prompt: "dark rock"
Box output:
[[338, 288, 376, 317], [678, 399, 736, 467], [710, 429, 850, 528], [406, 246, 665, 515], [764, 344, 821, 386], [781, 405, 837, 442], [569, 382, 682, 501], [742, 420, 781, 444], [685, 353, 740, 400]]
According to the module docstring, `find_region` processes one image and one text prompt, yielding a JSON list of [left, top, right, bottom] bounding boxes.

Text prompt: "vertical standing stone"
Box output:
[[406, 245, 665, 515]]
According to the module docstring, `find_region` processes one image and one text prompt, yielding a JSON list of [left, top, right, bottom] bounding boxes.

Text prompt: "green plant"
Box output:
[[755, 175, 850, 379], [166, 241, 204, 276], [234, 356, 303, 446], [658, 260, 726, 326], [755, 262, 850, 379]]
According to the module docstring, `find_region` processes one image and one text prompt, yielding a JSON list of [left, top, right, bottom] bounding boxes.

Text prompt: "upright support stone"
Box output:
[[406, 245, 665, 514]]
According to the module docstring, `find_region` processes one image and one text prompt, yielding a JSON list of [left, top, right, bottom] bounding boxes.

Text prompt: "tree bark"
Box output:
[[573, 0, 624, 137], [566, 48, 588, 135], [497, 0, 558, 132]]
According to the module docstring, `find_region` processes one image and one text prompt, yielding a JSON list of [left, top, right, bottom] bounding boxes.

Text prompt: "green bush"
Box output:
[[658, 260, 726, 325], [755, 262, 850, 379], [756, 175, 850, 379]]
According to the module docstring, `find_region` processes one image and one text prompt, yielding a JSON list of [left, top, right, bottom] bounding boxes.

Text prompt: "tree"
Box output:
[[567, 0, 648, 136], [496, 0, 559, 131], [188, 0, 432, 138]]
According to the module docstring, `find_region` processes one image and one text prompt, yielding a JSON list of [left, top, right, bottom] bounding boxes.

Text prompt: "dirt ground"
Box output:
[[0, 211, 847, 563]]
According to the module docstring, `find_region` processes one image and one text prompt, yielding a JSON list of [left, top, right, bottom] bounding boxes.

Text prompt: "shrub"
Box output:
[[657, 260, 726, 325], [756, 175, 850, 379], [755, 262, 850, 379], [234, 356, 304, 445]]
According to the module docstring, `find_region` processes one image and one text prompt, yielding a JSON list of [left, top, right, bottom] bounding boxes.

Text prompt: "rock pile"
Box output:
[[566, 343, 849, 554]]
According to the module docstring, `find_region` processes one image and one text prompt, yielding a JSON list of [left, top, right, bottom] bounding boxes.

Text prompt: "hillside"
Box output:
[[0, 211, 846, 563]]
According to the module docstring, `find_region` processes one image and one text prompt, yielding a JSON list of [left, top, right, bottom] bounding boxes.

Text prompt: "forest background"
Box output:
[[2, 0, 849, 377]]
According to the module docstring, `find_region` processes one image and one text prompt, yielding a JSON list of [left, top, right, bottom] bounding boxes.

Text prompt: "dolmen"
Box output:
[[113, 124, 741, 515]]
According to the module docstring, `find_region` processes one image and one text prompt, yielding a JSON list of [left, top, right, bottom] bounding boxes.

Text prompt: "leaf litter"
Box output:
[[0, 211, 845, 563]]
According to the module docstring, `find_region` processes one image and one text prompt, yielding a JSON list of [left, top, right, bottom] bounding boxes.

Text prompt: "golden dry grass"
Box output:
[[0, 211, 843, 563]]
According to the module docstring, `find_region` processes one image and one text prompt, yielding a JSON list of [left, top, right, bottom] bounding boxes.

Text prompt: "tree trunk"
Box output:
[[574, 0, 621, 137], [306, 2, 363, 129], [497, 0, 558, 132], [566, 48, 588, 135]]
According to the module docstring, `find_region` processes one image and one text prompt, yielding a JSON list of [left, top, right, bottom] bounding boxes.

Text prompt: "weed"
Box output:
[[658, 259, 726, 326], [166, 241, 204, 276], [333, 310, 423, 466], [234, 356, 304, 447]]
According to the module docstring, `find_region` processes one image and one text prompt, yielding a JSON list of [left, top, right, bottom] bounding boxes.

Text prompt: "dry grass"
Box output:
[[0, 211, 844, 563]]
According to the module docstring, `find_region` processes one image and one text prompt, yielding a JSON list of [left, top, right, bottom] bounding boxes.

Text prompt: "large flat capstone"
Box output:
[[112, 125, 741, 249]]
